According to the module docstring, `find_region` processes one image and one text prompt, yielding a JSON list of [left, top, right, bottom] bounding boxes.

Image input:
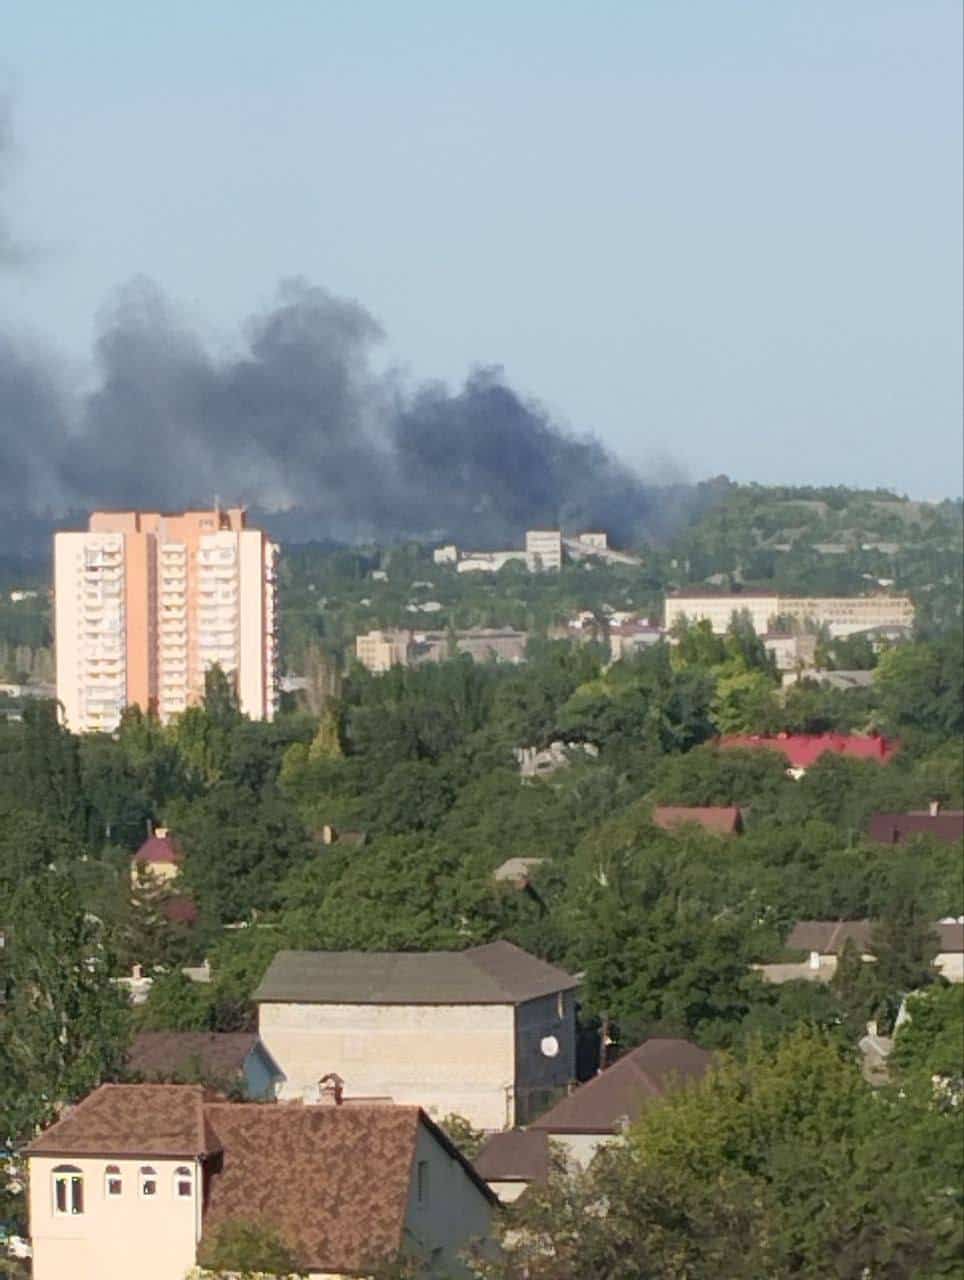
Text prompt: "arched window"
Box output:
[[174, 1166, 193, 1198], [52, 1165, 84, 1216], [104, 1164, 123, 1197], [139, 1166, 158, 1198]]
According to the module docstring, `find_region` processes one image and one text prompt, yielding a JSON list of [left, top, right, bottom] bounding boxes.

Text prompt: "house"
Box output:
[[868, 808, 964, 846], [652, 806, 744, 836], [131, 828, 183, 885], [254, 941, 580, 1129], [514, 740, 599, 779], [126, 1032, 284, 1099], [25, 1083, 495, 1280], [718, 732, 899, 776], [474, 1038, 713, 1202], [492, 858, 546, 888], [757, 920, 964, 984]]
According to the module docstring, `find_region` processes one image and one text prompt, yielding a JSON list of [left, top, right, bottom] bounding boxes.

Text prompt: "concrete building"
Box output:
[[355, 629, 413, 673], [25, 1083, 495, 1280], [525, 529, 563, 572], [54, 508, 278, 732], [355, 627, 529, 672], [254, 941, 579, 1130], [664, 590, 914, 638], [756, 920, 964, 984]]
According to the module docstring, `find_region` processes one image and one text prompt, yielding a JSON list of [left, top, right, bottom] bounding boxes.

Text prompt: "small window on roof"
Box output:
[[53, 1165, 84, 1215], [174, 1166, 193, 1198], [139, 1166, 158, 1198], [105, 1164, 122, 1197]]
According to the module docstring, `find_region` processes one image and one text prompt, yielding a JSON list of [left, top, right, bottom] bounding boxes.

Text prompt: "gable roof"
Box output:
[[253, 940, 579, 1006], [24, 1084, 213, 1159], [529, 1038, 713, 1135], [719, 733, 898, 768], [127, 1032, 260, 1082], [868, 812, 964, 846], [474, 1128, 549, 1184], [133, 831, 183, 866], [786, 920, 873, 954], [652, 806, 743, 835]]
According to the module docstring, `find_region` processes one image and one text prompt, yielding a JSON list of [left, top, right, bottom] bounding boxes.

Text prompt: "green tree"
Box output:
[[197, 1219, 305, 1279], [0, 871, 130, 1142]]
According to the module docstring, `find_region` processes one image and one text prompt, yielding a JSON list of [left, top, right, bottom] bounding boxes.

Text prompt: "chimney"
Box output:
[[929, 799, 941, 818], [132, 964, 143, 981], [155, 827, 169, 839], [318, 1072, 344, 1105]]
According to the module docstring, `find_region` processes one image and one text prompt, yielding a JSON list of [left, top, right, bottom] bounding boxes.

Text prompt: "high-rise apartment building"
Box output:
[[55, 508, 278, 733]]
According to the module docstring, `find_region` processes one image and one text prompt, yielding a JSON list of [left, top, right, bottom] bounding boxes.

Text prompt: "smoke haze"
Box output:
[[0, 104, 697, 548]]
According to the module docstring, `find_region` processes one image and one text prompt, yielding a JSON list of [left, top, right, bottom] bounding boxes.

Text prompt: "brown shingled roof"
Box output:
[[786, 921, 873, 954], [868, 812, 964, 846], [127, 1032, 258, 1082], [24, 1084, 213, 1159], [529, 1038, 713, 1135], [202, 1104, 484, 1274], [652, 806, 744, 835], [474, 1129, 549, 1184]]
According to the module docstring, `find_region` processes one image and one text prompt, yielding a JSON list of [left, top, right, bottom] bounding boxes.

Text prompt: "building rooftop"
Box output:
[[127, 1032, 260, 1083], [474, 1128, 550, 1185], [719, 733, 898, 768], [24, 1084, 212, 1159], [528, 1038, 713, 1135], [868, 811, 964, 846], [253, 940, 579, 1006], [786, 919, 963, 955], [652, 806, 744, 835], [132, 828, 183, 866]]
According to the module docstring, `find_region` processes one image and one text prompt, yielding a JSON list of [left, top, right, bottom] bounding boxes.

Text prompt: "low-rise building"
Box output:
[[355, 629, 413, 673], [131, 828, 182, 885], [25, 1083, 495, 1280], [665, 590, 914, 637], [126, 1032, 284, 1099], [756, 920, 964, 984], [718, 732, 898, 776], [474, 1038, 712, 1202], [867, 808, 964, 846], [254, 941, 580, 1130]]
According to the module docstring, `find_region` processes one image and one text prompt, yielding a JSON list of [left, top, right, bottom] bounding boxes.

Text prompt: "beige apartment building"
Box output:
[[664, 590, 913, 637], [55, 508, 278, 733], [525, 529, 563, 571]]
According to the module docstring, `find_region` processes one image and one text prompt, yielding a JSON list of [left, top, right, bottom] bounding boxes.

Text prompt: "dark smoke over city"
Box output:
[[0, 107, 707, 552]]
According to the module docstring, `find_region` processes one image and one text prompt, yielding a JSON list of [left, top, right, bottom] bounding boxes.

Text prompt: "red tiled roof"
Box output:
[[133, 832, 183, 866], [718, 733, 899, 768], [529, 1038, 713, 1135], [652, 806, 743, 835], [868, 812, 964, 846], [24, 1084, 213, 1158]]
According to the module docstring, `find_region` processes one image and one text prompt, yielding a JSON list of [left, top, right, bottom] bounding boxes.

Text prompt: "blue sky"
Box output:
[[3, 1, 961, 496]]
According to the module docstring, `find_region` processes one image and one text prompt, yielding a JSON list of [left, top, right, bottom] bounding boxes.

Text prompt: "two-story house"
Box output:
[[26, 1083, 495, 1280], [254, 940, 580, 1129]]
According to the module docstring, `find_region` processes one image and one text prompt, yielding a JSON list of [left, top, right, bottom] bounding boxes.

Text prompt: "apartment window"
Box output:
[[416, 1160, 430, 1208], [174, 1166, 193, 1198], [104, 1164, 123, 1197], [53, 1166, 84, 1215], [139, 1166, 158, 1198]]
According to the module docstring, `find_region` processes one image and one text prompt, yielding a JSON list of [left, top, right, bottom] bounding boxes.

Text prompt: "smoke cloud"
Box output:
[[1, 103, 708, 548]]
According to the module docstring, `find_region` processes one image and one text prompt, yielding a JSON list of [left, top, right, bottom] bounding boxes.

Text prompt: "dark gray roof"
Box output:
[[253, 941, 579, 1006], [474, 1129, 549, 1184]]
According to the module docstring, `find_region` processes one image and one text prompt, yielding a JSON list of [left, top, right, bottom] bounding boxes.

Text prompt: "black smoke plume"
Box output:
[[1, 105, 709, 549]]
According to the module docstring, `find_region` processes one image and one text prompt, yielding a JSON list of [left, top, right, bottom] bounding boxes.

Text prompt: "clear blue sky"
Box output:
[[3, 1, 961, 496]]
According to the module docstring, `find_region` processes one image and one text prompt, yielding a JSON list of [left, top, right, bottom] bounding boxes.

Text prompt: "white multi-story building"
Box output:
[[664, 591, 914, 637], [525, 529, 563, 572], [55, 508, 278, 733]]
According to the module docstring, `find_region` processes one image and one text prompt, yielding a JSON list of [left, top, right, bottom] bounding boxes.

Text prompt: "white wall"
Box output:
[[29, 1155, 200, 1280], [259, 1001, 516, 1130]]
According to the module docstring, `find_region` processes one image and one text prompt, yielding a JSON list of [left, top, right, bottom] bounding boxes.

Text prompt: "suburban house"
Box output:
[[756, 920, 964, 983], [126, 1032, 284, 1099], [254, 941, 579, 1129], [868, 807, 964, 846], [652, 806, 744, 835], [131, 828, 182, 884], [25, 1083, 495, 1280], [718, 732, 898, 776], [474, 1038, 713, 1202]]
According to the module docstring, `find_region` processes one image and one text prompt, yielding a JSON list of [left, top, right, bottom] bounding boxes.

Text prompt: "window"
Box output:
[[139, 1166, 158, 1198], [416, 1160, 430, 1208], [53, 1166, 84, 1216], [105, 1165, 122, 1197], [174, 1166, 193, 1198]]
